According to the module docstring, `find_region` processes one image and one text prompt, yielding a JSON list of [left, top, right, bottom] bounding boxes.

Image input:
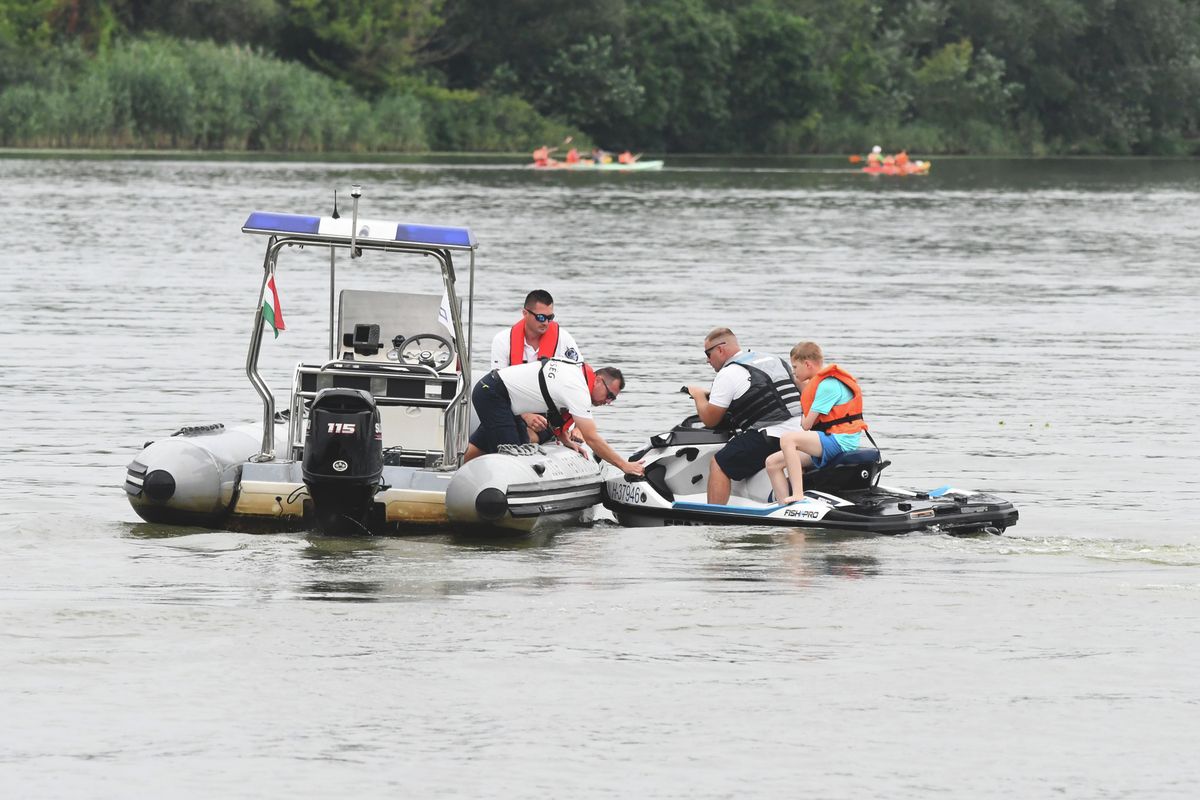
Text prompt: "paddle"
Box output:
[[848, 154, 863, 164]]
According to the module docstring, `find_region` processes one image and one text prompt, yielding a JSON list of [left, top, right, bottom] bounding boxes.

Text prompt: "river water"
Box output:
[[1, 155, 1198, 797]]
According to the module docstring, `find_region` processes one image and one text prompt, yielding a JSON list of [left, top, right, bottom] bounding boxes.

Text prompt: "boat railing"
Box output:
[[288, 360, 462, 463]]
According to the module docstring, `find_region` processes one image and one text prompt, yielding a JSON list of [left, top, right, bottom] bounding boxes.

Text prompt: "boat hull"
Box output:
[[531, 160, 664, 171], [603, 417, 1018, 535], [125, 425, 603, 534]]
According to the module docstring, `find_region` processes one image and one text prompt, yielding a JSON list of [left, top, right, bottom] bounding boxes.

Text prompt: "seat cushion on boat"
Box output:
[[805, 447, 881, 473]]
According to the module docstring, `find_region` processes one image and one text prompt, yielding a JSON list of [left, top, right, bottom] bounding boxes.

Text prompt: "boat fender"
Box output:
[[475, 487, 509, 521], [142, 469, 176, 502]]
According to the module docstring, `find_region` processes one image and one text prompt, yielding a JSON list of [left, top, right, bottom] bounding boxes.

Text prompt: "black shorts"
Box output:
[[468, 371, 526, 453], [713, 429, 781, 481]]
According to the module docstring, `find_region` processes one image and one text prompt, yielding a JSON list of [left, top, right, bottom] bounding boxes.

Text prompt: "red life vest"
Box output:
[[800, 364, 867, 434], [508, 320, 560, 366]]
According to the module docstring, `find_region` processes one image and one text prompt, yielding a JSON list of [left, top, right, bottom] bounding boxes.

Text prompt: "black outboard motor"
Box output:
[[302, 388, 383, 535]]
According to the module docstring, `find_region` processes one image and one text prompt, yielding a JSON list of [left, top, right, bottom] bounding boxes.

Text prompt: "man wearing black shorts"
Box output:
[[685, 328, 804, 504]]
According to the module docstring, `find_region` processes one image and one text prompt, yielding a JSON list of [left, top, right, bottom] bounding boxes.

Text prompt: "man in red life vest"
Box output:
[[490, 289, 582, 441]]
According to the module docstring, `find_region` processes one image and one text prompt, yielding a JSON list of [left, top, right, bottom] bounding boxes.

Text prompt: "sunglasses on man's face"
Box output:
[[525, 308, 555, 323], [602, 382, 617, 403], [704, 341, 726, 358]]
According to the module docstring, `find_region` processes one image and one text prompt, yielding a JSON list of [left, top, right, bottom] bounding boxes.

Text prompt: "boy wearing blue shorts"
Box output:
[[765, 342, 867, 504]]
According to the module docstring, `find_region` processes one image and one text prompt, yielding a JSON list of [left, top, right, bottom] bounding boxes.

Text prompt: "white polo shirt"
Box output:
[[490, 326, 582, 369], [496, 360, 594, 421]]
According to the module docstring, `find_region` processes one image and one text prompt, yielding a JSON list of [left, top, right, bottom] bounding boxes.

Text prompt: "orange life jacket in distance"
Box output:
[[800, 364, 867, 434], [509, 320, 560, 366]]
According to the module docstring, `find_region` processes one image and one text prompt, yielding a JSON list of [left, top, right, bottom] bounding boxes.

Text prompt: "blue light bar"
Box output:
[[396, 223, 475, 248], [244, 212, 322, 235], [243, 211, 477, 250]]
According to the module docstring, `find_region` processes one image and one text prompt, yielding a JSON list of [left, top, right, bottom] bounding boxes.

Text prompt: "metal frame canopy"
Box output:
[[239, 189, 478, 467]]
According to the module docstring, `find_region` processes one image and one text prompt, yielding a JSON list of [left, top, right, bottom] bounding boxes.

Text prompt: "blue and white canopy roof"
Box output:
[[242, 212, 477, 251]]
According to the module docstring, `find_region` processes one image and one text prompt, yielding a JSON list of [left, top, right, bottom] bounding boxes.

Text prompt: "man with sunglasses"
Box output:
[[463, 358, 645, 476], [490, 289, 583, 441], [685, 328, 803, 504]]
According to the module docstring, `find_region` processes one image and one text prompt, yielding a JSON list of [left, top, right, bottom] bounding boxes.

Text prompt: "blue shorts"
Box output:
[[713, 429, 781, 481], [468, 371, 525, 453], [811, 431, 844, 470]]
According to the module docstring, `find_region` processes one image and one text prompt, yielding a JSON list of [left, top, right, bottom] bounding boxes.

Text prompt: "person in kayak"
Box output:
[[463, 359, 644, 477], [764, 341, 866, 504], [490, 289, 583, 442], [867, 145, 883, 166], [686, 328, 803, 504]]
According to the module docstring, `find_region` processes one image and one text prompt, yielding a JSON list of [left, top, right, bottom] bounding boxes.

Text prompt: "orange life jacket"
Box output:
[[566, 148, 579, 163], [618, 151, 633, 163], [800, 365, 867, 434], [532, 147, 549, 161], [509, 320, 560, 366]]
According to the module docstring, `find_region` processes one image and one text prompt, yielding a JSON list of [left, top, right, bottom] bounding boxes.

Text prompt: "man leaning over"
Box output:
[[464, 358, 644, 476], [685, 328, 803, 504]]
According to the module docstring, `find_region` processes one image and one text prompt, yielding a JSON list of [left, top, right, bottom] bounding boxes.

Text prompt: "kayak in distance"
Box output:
[[530, 158, 664, 171], [530, 140, 662, 171], [850, 146, 931, 176], [862, 160, 931, 176]]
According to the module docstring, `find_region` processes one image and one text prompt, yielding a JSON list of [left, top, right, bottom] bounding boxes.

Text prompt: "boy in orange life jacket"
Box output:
[[489, 289, 582, 440], [765, 342, 867, 504]]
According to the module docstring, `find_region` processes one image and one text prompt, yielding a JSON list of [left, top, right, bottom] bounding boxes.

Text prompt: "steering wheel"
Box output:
[[391, 332, 456, 371]]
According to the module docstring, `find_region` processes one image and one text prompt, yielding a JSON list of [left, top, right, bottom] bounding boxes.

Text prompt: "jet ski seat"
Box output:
[[802, 447, 888, 492]]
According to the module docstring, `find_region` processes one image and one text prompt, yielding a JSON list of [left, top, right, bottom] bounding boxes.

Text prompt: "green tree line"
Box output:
[[1, 0, 1197, 154]]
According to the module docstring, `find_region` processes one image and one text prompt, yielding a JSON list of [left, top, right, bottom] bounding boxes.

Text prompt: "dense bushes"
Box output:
[[0, 37, 575, 151], [1, 0, 1198, 154]]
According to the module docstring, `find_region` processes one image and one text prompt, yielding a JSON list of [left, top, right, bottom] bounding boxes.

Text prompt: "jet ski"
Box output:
[[603, 414, 1018, 534]]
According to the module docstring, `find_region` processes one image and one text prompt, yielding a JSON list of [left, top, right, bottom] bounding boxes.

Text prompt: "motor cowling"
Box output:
[[301, 388, 383, 535]]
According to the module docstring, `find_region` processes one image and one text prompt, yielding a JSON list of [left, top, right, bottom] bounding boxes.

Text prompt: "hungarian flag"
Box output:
[[262, 274, 286, 338]]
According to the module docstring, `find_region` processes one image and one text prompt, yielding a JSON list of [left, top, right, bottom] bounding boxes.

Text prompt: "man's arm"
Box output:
[[686, 386, 728, 428], [571, 417, 644, 475], [557, 328, 582, 362]]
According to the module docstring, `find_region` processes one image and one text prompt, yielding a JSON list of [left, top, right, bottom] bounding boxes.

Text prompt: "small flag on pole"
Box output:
[[262, 274, 286, 338]]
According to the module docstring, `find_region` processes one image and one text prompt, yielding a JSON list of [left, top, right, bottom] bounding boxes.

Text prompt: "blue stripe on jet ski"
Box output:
[[672, 501, 784, 516], [926, 485, 951, 497], [243, 212, 322, 234]]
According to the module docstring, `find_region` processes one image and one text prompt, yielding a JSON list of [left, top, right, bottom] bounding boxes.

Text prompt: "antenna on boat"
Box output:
[[349, 184, 362, 259], [331, 189, 340, 219]]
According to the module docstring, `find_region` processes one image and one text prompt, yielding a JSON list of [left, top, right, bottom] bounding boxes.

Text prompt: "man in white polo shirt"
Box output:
[[464, 358, 644, 476], [490, 289, 582, 442]]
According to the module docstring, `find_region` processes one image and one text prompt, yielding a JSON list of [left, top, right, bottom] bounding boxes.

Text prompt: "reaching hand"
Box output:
[[622, 459, 646, 476], [521, 412, 548, 433]]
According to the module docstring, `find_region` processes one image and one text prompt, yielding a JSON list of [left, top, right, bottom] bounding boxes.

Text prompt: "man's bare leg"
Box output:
[[708, 459, 732, 504]]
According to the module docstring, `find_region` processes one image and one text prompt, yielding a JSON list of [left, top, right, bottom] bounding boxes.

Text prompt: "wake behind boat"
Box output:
[[124, 188, 604, 535]]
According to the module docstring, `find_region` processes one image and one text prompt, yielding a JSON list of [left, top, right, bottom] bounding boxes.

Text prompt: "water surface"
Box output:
[[1, 155, 1197, 797]]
